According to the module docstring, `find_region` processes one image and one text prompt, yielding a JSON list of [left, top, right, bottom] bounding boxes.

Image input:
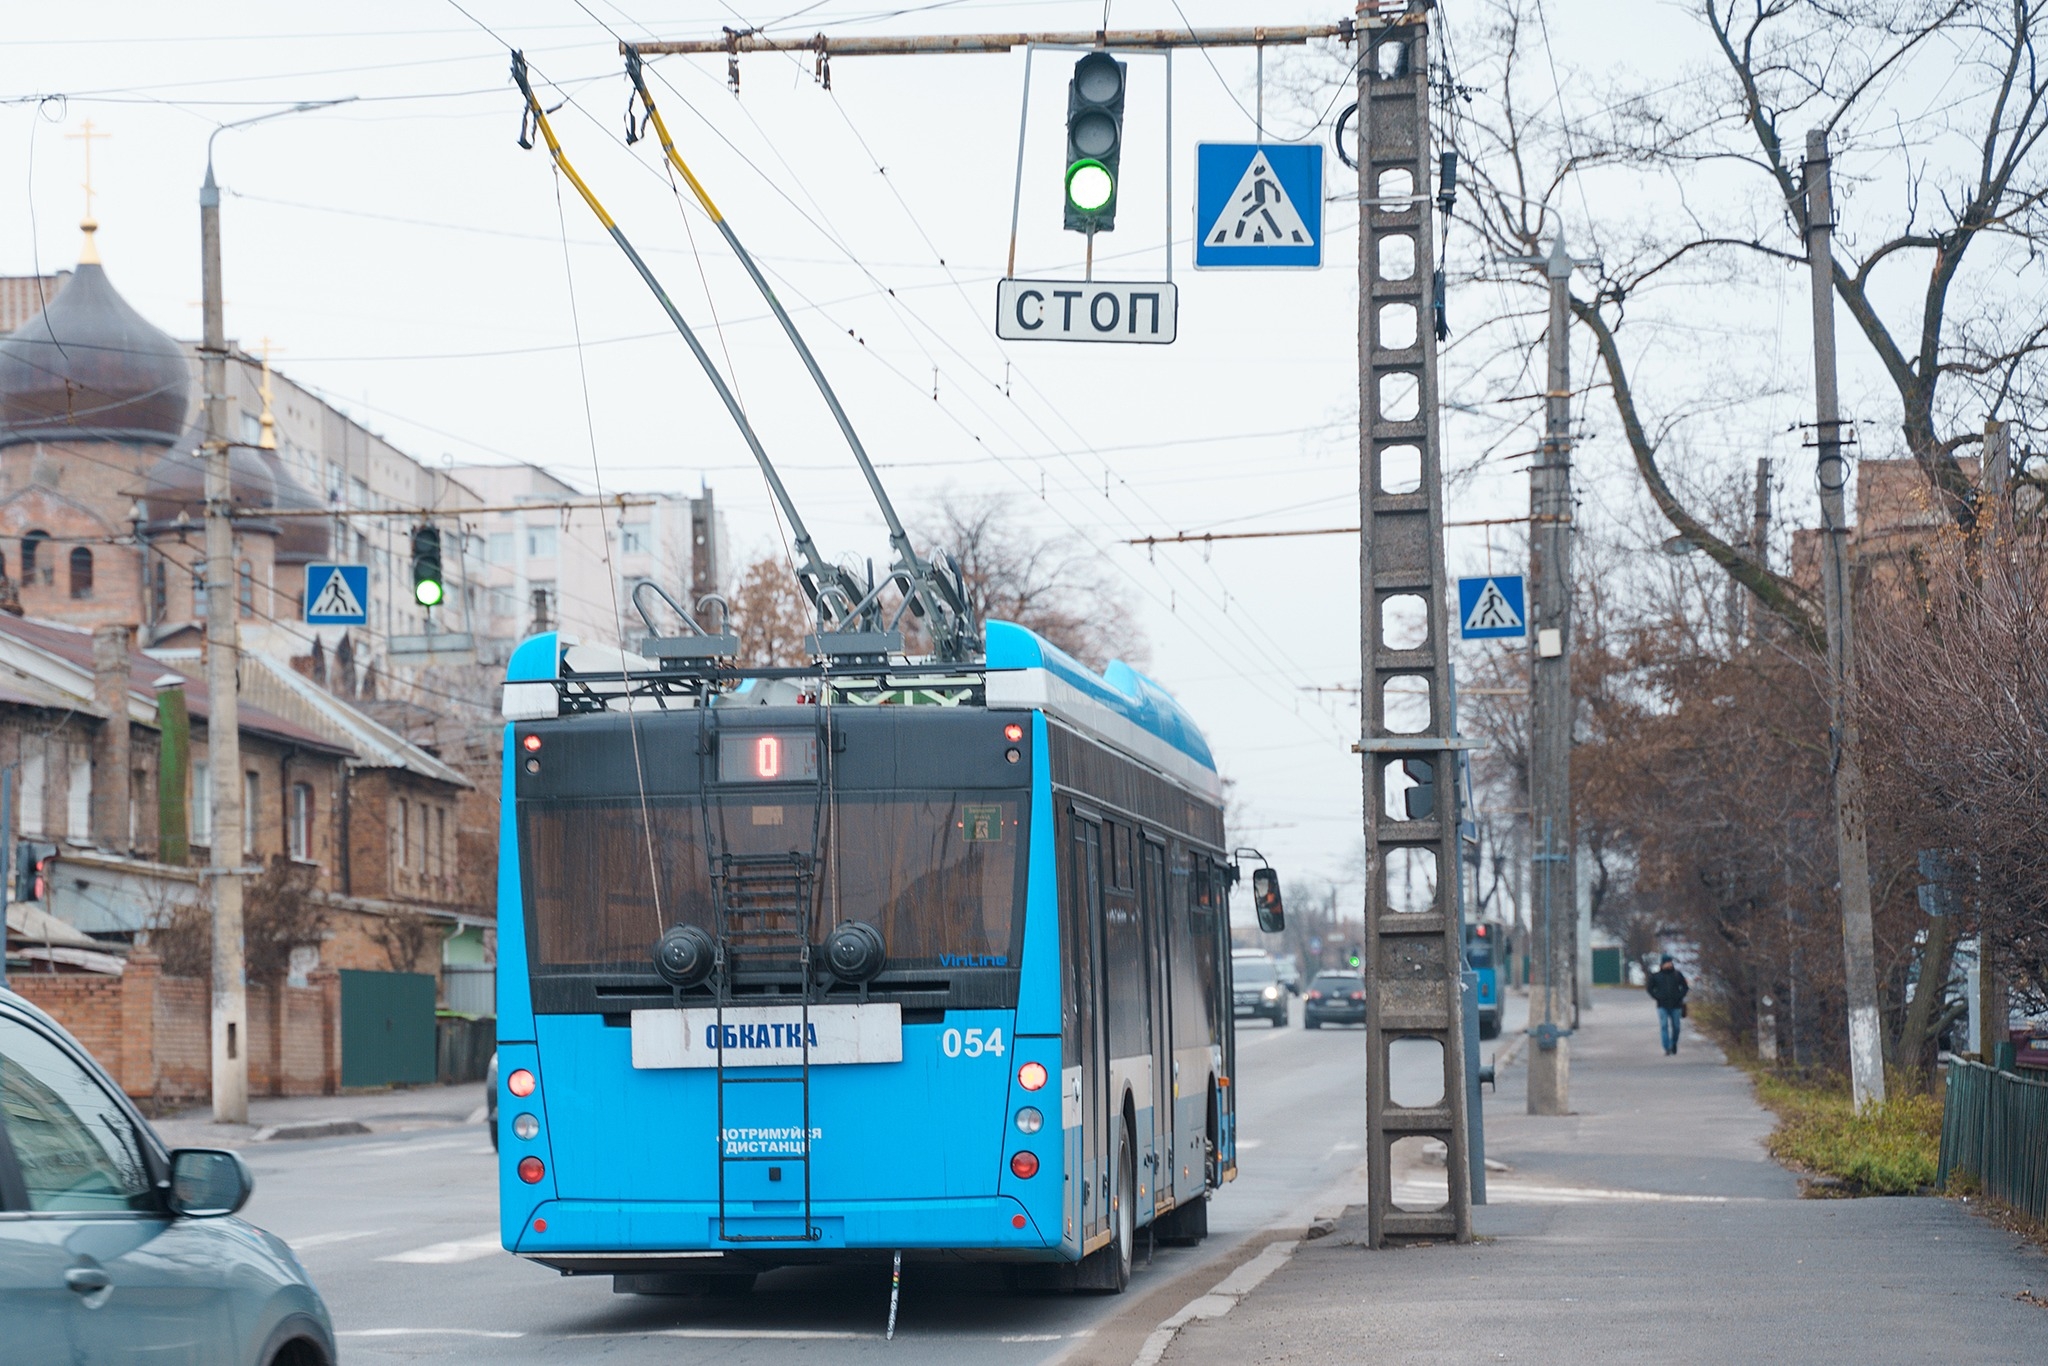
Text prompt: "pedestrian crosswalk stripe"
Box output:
[[378, 1232, 503, 1264]]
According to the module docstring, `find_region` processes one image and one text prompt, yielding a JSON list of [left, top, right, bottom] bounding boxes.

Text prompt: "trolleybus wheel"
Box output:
[[1111, 1124, 1135, 1291]]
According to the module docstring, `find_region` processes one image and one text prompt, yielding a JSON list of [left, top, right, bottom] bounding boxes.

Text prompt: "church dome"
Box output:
[[0, 260, 191, 448], [142, 444, 277, 529]]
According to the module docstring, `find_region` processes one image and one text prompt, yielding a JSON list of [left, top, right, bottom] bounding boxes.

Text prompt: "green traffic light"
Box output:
[[414, 578, 444, 608], [1066, 159, 1114, 213]]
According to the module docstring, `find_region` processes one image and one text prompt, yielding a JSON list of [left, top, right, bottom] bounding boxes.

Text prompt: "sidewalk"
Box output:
[[150, 1081, 485, 1150], [1160, 988, 2048, 1365]]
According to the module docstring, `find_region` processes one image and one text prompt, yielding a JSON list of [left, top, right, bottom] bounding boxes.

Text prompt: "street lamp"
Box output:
[[197, 96, 352, 1127]]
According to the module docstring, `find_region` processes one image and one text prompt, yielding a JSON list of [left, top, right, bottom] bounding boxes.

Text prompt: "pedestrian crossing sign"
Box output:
[[1194, 143, 1324, 269], [1457, 575, 1526, 640], [305, 563, 369, 625]]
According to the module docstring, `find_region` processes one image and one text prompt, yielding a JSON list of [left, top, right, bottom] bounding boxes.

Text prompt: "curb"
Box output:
[[1129, 1241, 1296, 1366], [250, 1119, 373, 1143]]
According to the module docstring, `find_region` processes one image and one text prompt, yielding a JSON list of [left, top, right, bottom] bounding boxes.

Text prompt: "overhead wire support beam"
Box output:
[[1124, 516, 1532, 546], [626, 25, 1355, 58]]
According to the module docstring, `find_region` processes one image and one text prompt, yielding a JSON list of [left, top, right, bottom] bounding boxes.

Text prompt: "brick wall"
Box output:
[[11, 954, 341, 1102]]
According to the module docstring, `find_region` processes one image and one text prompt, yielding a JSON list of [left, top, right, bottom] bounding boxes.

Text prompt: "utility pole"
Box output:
[[1803, 128, 1885, 1109], [1354, 3, 1471, 1247], [1506, 236, 1596, 1114], [200, 152, 248, 1126], [194, 99, 348, 1126]]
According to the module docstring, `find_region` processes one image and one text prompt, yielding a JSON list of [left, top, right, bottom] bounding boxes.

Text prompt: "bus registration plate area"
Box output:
[[631, 1004, 904, 1069]]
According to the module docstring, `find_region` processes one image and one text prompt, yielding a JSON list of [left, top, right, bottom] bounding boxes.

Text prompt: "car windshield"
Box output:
[[1313, 976, 1363, 992], [1234, 960, 1277, 983]]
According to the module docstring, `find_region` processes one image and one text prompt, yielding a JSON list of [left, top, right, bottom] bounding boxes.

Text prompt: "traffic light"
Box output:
[[1347, 949, 1362, 970], [1064, 52, 1126, 233], [1401, 757, 1436, 820], [410, 525, 444, 608], [15, 841, 54, 902]]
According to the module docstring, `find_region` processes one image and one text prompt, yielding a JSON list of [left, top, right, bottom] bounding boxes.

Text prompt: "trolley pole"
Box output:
[[199, 152, 248, 1126], [1354, 2, 1472, 1247], [1802, 129, 1885, 1110]]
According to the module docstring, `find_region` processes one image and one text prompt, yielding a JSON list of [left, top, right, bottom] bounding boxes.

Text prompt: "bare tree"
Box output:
[[916, 491, 1147, 671], [727, 554, 816, 666]]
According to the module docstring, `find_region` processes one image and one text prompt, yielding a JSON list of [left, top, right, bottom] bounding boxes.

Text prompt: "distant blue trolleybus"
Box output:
[[492, 620, 1272, 1293]]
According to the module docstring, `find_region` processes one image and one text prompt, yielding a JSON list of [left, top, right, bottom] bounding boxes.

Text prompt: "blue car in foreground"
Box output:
[[0, 988, 336, 1365]]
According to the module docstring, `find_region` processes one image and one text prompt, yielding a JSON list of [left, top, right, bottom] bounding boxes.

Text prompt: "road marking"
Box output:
[[555, 1328, 869, 1341], [340, 1329, 526, 1339], [1003, 1334, 1065, 1342], [465, 1105, 488, 1124], [1131, 1242, 1295, 1366], [290, 1229, 385, 1250], [1236, 1138, 1263, 1150], [334, 1138, 476, 1159], [379, 1233, 504, 1264], [1327, 1142, 1361, 1154]]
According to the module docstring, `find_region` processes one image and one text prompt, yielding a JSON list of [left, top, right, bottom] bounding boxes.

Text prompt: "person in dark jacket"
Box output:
[[1646, 956, 1690, 1054]]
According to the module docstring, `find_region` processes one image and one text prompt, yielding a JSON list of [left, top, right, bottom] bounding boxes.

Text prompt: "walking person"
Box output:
[[1647, 955, 1689, 1055]]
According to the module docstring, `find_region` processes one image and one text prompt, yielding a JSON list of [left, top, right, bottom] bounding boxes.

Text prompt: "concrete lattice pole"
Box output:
[[1803, 128, 1886, 1109], [201, 157, 249, 1125]]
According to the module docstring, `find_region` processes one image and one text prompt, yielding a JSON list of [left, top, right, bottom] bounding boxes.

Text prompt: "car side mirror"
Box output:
[[1252, 867, 1284, 933], [168, 1149, 253, 1218]]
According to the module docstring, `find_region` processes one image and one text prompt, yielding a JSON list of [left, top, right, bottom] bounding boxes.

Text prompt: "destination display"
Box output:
[[630, 1003, 905, 1069], [718, 730, 821, 782]]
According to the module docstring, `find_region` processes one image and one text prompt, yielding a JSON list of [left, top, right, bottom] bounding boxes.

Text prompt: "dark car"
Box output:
[[1304, 972, 1367, 1028], [0, 988, 337, 1365], [486, 1050, 499, 1150], [1232, 955, 1288, 1027]]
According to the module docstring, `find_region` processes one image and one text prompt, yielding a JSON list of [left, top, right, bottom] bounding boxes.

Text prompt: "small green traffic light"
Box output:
[[1066, 158, 1115, 213], [410, 524, 444, 610]]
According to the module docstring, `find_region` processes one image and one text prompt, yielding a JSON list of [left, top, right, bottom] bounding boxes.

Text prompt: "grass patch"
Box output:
[[1742, 1065, 1943, 1194]]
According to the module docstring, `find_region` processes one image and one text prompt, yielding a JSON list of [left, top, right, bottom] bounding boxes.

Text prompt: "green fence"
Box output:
[[339, 969, 437, 1088], [1937, 1058, 2048, 1221]]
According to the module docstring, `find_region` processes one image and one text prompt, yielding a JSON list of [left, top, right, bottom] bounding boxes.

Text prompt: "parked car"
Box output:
[[1273, 954, 1303, 996], [0, 988, 336, 1366], [1232, 955, 1288, 1027], [1304, 972, 1368, 1029]]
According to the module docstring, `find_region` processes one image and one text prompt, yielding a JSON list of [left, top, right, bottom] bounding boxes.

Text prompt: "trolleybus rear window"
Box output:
[[519, 793, 1025, 973]]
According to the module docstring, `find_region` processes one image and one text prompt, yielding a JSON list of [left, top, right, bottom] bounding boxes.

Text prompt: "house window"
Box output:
[[530, 583, 555, 632], [191, 762, 211, 844], [150, 557, 167, 621], [622, 523, 650, 555], [17, 751, 42, 836], [526, 525, 557, 558], [397, 799, 410, 878], [488, 532, 513, 565], [290, 782, 313, 860], [244, 771, 260, 857], [22, 530, 48, 586], [66, 753, 91, 841], [68, 547, 93, 600], [435, 806, 448, 878], [237, 560, 254, 618]]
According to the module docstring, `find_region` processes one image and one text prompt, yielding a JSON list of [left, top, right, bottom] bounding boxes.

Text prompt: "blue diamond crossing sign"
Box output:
[[1457, 575, 1526, 640], [305, 563, 369, 625], [1194, 143, 1324, 269]]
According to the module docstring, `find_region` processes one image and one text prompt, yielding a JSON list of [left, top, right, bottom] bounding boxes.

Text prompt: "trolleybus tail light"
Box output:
[[1015, 1106, 1043, 1134], [513, 1113, 540, 1141], [1003, 723, 1024, 742], [1010, 1151, 1040, 1179], [507, 1068, 536, 1098], [517, 1156, 546, 1184], [1017, 1061, 1048, 1091], [522, 734, 542, 752]]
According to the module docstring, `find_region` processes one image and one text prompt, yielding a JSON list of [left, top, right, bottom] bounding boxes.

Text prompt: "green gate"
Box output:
[[340, 970, 437, 1088]]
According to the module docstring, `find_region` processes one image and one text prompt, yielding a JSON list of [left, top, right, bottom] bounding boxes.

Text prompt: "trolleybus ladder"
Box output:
[[706, 706, 830, 1244]]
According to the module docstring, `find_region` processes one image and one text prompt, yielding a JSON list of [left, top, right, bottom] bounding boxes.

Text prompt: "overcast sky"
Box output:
[[0, 1, 1887, 895]]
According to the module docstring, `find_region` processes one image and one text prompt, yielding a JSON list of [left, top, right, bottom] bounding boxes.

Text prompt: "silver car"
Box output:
[[0, 988, 336, 1365]]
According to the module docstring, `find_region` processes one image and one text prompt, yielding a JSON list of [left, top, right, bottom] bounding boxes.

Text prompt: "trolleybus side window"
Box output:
[[1104, 828, 1151, 1061]]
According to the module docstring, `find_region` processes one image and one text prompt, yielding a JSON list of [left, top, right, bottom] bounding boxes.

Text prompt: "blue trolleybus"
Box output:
[[492, 620, 1271, 1293]]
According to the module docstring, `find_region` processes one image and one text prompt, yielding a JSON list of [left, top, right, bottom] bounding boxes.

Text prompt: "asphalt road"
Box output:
[[230, 994, 1446, 1364]]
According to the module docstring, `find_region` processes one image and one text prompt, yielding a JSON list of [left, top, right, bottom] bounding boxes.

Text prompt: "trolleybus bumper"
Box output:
[[511, 1195, 1061, 1263]]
